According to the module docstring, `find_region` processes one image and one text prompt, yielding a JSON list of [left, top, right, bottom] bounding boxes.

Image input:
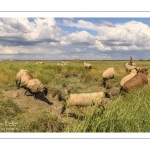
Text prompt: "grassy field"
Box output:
[[0, 59, 150, 132]]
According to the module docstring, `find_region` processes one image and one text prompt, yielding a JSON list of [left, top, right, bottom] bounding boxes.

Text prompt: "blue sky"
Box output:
[[0, 17, 150, 60]]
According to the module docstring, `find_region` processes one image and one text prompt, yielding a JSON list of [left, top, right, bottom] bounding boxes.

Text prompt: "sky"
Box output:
[[0, 17, 150, 60]]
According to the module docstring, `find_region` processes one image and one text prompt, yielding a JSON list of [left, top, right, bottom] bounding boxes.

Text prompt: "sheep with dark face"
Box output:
[[121, 68, 148, 92], [16, 69, 48, 99], [61, 91, 110, 114], [102, 67, 115, 87]]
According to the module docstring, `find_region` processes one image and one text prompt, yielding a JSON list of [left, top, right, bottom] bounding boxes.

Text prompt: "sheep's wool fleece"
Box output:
[[120, 69, 137, 86], [102, 67, 114, 79], [84, 62, 91, 67], [67, 92, 105, 107], [16, 69, 29, 81], [122, 68, 148, 92], [19, 71, 33, 86], [26, 79, 44, 93], [125, 63, 136, 71], [36, 62, 44, 64]]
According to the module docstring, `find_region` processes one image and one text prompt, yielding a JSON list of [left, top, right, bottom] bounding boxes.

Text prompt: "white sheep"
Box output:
[[84, 62, 92, 69], [61, 91, 110, 114], [57, 61, 68, 66], [35, 62, 44, 64], [62, 61, 68, 66], [125, 62, 136, 72], [102, 67, 115, 87], [120, 68, 139, 86], [57, 63, 62, 66], [15, 69, 30, 87], [16, 69, 47, 99]]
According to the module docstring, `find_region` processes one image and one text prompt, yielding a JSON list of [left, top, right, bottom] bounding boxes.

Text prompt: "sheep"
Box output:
[[57, 63, 62, 66], [120, 68, 139, 86], [35, 62, 44, 64], [84, 62, 92, 69], [62, 61, 68, 66], [121, 68, 148, 92], [15, 69, 48, 99], [61, 91, 110, 114], [57, 61, 68, 66], [125, 62, 136, 72], [15, 69, 30, 88], [102, 67, 115, 87]]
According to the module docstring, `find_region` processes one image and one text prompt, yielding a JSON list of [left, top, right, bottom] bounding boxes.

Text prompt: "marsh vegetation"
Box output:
[[0, 60, 150, 132]]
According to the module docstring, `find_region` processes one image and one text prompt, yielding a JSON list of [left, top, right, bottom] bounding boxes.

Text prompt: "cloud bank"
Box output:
[[0, 18, 150, 60]]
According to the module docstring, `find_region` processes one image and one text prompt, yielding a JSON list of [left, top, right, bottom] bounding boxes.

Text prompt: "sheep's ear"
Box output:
[[137, 69, 140, 73], [135, 68, 140, 73]]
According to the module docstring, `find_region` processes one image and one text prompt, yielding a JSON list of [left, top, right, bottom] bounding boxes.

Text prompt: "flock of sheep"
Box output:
[[15, 61, 149, 114]]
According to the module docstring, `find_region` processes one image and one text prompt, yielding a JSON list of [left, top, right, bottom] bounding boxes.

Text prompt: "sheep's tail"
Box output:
[[61, 105, 66, 114]]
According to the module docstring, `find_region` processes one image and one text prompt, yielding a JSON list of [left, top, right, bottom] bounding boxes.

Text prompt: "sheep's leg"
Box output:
[[43, 88, 48, 96], [33, 94, 37, 100], [24, 89, 37, 100], [61, 105, 66, 114], [120, 86, 123, 93], [24, 89, 32, 96], [16, 81, 20, 89], [24, 90, 28, 96], [103, 78, 106, 87]]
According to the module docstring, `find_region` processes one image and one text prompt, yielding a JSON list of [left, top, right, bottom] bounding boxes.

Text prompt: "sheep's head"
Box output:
[[139, 68, 148, 76], [104, 92, 110, 98]]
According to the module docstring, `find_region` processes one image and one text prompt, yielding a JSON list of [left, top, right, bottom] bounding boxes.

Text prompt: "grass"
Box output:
[[68, 85, 150, 132], [0, 60, 150, 132], [17, 111, 65, 132]]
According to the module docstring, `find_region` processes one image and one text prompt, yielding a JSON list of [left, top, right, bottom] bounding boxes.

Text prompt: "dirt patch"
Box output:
[[2, 88, 64, 116]]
